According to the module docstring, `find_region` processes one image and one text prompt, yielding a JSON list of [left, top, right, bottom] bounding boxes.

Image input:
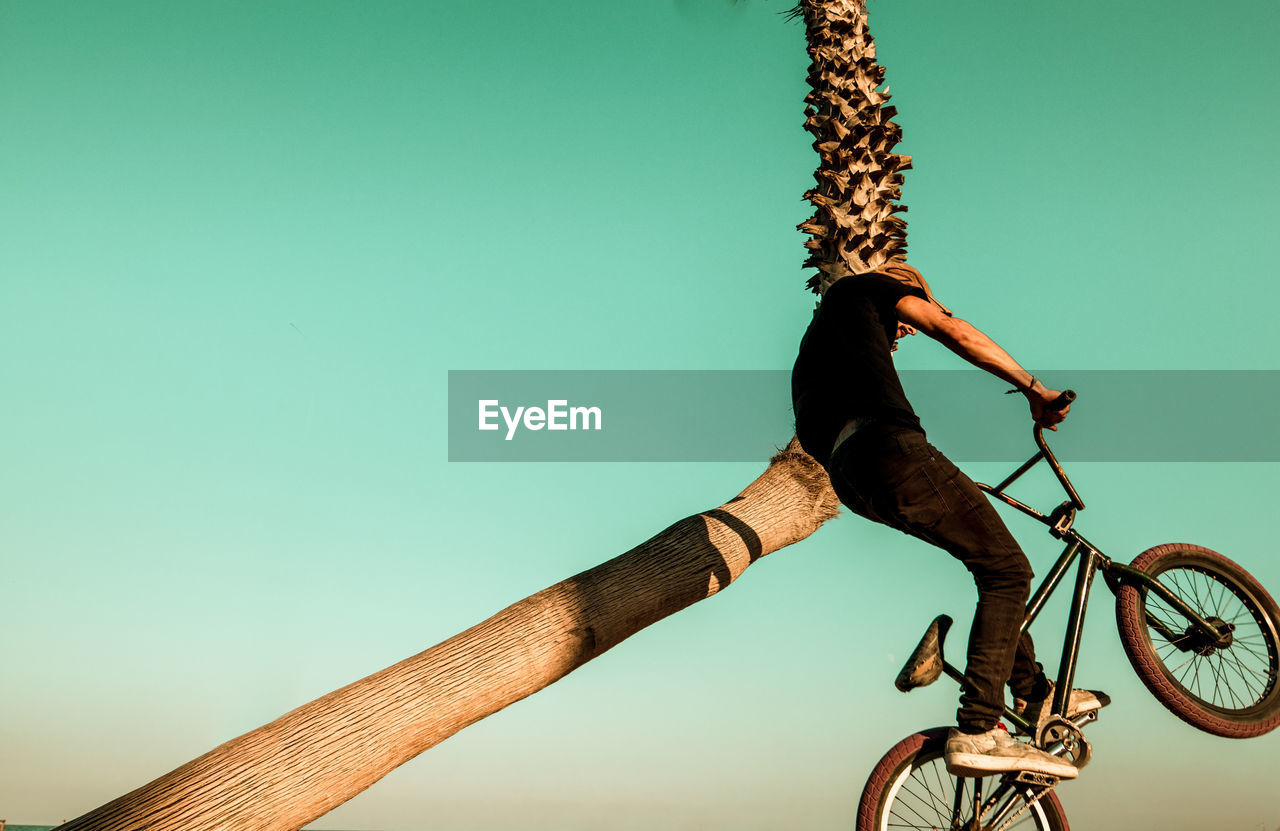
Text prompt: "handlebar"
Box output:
[[1034, 390, 1083, 510], [977, 389, 1084, 531], [1047, 389, 1076, 412]]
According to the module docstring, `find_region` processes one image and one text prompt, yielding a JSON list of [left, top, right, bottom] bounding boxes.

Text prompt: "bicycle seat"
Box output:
[[895, 614, 953, 692]]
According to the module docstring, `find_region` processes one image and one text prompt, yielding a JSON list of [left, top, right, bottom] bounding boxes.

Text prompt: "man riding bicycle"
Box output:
[[791, 263, 1102, 778]]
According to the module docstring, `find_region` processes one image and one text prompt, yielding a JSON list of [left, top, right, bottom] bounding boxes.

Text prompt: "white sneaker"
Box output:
[[1016, 682, 1110, 727], [944, 727, 1079, 779]]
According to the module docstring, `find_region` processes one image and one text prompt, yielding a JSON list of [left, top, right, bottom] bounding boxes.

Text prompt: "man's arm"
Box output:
[[895, 293, 1070, 430]]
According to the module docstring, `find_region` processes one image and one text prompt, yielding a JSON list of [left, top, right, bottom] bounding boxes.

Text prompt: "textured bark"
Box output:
[[794, 0, 912, 294], [63, 440, 840, 831]]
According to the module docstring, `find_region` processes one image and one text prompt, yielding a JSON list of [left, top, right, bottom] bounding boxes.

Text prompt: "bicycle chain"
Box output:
[[975, 778, 1053, 831], [990, 785, 1050, 831]]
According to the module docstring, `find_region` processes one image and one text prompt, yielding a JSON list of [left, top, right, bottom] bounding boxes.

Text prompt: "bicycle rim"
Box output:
[[878, 749, 1060, 831]]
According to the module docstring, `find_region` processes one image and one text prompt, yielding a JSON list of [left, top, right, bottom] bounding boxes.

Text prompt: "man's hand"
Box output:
[[1027, 384, 1070, 431]]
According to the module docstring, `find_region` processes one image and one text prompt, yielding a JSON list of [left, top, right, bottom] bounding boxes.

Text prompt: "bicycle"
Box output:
[[856, 391, 1280, 831]]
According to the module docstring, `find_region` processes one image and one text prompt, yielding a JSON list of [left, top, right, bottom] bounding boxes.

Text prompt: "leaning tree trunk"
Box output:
[[62, 443, 840, 831], [62, 2, 911, 829]]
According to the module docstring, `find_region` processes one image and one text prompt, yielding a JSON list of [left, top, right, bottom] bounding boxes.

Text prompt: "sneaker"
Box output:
[[944, 727, 1080, 779], [1015, 682, 1110, 727]]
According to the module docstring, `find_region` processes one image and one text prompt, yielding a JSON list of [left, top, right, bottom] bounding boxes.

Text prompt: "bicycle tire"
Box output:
[[1115, 543, 1280, 738], [856, 727, 1069, 831]]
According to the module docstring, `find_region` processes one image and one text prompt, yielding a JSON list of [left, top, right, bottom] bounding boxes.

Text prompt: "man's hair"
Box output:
[[827, 262, 953, 316]]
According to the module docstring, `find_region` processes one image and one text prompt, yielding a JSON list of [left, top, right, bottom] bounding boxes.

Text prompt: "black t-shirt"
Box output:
[[791, 274, 928, 468]]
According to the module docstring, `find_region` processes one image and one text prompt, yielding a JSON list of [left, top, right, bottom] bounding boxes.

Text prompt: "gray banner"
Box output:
[[447, 370, 1273, 462]]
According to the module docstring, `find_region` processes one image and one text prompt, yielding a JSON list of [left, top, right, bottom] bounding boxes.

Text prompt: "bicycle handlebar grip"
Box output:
[[1048, 389, 1076, 411]]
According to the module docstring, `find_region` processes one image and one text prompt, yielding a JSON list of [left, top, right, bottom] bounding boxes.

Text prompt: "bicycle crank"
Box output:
[[1035, 716, 1091, 769]]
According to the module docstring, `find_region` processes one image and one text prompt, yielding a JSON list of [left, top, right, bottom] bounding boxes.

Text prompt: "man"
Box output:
[[791, 263, 1102, 778]]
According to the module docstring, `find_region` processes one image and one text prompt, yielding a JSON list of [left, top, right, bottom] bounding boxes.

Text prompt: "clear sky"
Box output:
[[3, 0, 1279, 828]]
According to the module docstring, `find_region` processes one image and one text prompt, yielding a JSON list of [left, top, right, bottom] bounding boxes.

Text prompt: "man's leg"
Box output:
[[890, 450, 1105, 726], [1009, 635, 1050, 703], [927, 505, 1033, 733], [832, 429, 1046, 730], [829, 428, 1083, 778]]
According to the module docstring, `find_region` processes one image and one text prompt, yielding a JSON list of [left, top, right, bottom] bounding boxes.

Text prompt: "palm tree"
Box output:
[[61, 2, 906, 828], [793, 0, 911, 292]]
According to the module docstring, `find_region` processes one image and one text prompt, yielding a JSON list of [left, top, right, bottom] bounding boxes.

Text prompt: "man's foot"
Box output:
[[1015, 682, 1110, 728], [944, 727, 1079, 779]]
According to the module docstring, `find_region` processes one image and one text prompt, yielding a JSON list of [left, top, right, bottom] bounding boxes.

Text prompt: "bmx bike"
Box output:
[[856, 392, 1280, 831]]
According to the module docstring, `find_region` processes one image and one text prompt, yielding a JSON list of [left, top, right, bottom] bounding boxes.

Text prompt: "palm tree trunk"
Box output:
[[63, 1, 911, 827], [794, 0, 911, 294], [62, 441, 840, 831]]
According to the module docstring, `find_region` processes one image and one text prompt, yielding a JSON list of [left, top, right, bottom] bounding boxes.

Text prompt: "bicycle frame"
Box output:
[[889, 415, 1246, 829], [943, 423, 1235, 735]]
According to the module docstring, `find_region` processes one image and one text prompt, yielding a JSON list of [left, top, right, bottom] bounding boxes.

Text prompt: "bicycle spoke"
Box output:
[[1185, 662, 1204, 696], [1168, 651, 1198, 676], [1203, 572, 1220, 614], [893, 787, 942, 828], [1211, 653, 1237, 708], [1230, 642, 1274, 667], [1208, 654, 1243, 708], [901, 768, 949, 820], [1220, 650, 1260, 694], [1203, 571, 1223, 619], [1226, 654, 1273, 685], [889, 759, 955, 829], [894, 781, 943, 827], [923, 761, 954, 819], [1214, 577, 1233, 619], [1220, 652, 1262, 702], [1184, 570, 1207, 616], [1203, 660, 1218, 708]]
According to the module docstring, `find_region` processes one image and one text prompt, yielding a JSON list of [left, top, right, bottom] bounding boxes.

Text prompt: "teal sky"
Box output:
[[3, 1, 1279, 828]]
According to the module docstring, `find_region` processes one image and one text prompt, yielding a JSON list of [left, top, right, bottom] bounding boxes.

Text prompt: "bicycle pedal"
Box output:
[[1014, 708, 1094, 739], [1015, 688, 1109, 736], [1010, 771, 1060, 788]]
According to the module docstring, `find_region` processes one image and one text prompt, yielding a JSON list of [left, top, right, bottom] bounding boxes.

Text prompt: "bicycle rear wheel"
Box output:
[[857, 727, 1069, 831], [1115, 543, 1280, 738]]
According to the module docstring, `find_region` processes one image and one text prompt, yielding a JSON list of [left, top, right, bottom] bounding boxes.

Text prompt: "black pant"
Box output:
[[828, 425, 1047, 732]]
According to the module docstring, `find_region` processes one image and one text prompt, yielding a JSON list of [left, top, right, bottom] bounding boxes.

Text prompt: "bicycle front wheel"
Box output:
[[857, 727, 1069, 831], [1115, 543, 1280, 738]]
